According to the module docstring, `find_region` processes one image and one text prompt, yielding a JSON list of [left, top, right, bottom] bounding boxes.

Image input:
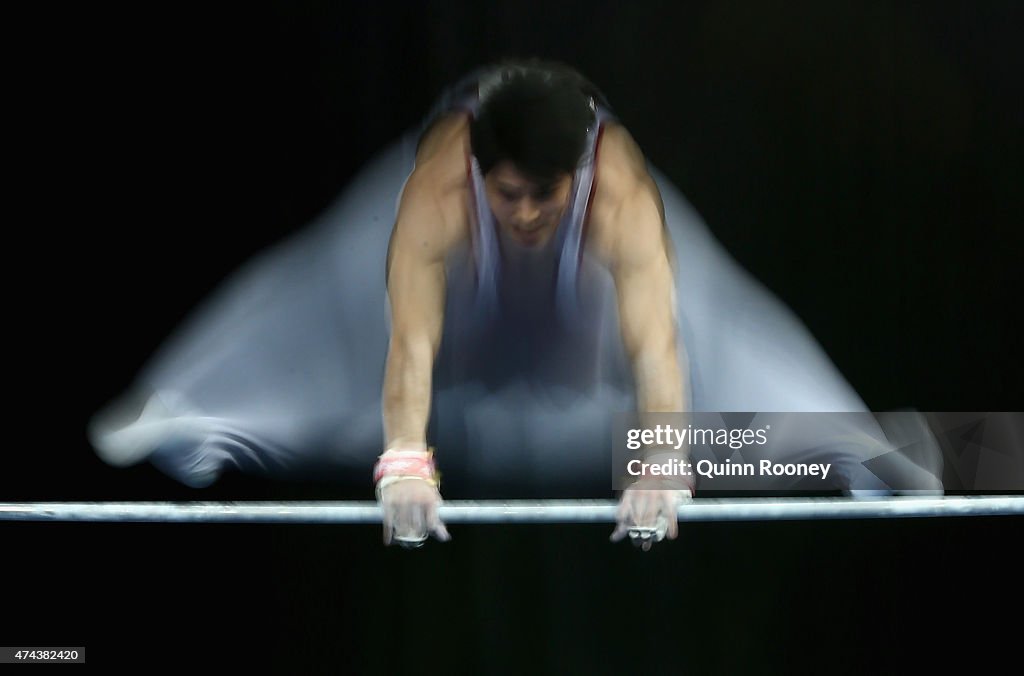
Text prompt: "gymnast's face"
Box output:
[[484, 162, 573, 248]]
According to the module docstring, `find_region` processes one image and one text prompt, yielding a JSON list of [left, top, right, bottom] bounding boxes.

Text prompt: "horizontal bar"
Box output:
[[0, 496, 1020, 524]]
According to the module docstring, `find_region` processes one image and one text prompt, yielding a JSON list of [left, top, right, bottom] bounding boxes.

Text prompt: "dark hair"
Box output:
[[470, 60, 599, 183]]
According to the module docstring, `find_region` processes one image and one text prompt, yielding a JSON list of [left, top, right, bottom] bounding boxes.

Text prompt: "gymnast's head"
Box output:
[[471, 61, 598, 247]]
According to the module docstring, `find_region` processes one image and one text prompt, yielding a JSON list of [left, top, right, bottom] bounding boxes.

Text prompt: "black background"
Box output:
[[7, 1, 1022, 672]]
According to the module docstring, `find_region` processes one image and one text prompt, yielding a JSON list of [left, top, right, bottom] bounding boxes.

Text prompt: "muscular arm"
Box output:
[[383, 176, 456, 448], [614, 194, 686, 414], [376, 118, 470, 547], [594, 127, 690, 419], [382, 115, 469, 451], [597, 128, 694, 547]]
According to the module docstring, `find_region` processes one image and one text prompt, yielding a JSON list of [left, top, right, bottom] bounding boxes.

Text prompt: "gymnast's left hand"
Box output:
[[610, 479, 691, 551]]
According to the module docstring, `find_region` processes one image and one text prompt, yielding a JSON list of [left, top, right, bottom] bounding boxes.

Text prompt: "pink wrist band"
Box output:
[[372, 448, 439, 486]]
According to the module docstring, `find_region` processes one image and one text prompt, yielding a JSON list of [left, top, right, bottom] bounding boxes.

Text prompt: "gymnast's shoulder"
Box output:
[[393, 113, 472, 257], [588, 122, 667, 266]]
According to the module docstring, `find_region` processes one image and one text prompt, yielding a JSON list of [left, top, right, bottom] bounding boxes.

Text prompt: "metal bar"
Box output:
[[0, 496, 1021, 524]]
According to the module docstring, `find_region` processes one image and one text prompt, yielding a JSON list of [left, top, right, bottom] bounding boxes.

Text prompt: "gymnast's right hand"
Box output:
[[374, 448, 450, 548]]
